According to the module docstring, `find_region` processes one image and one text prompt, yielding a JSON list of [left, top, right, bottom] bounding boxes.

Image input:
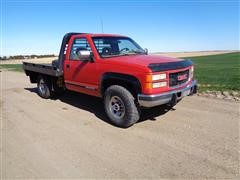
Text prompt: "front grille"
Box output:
[[169, 69, 189, 87]]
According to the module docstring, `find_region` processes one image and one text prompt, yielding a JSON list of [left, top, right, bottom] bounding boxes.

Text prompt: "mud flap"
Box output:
[[189, 85, 198, 96], [167, 93, 177, 107]]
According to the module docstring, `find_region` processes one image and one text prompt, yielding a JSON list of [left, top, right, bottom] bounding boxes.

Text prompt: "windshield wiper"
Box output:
[[101, 50, 145, 57], [121, 50, 145, 55], [101, 54, 127, 58], [131, 50, 145, 54]]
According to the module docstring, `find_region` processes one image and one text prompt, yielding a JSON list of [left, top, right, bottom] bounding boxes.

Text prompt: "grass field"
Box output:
[[1, 52, 239, 92], [0, 64, 23, 72], [185, 52, 240, 91]]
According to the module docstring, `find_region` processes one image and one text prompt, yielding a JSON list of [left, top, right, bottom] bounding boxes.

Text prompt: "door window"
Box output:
[[70, 38, 92, 60]]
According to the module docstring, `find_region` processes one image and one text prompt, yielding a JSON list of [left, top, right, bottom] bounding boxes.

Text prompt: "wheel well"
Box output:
[[37, 74, 64, 92], [101, 73, 142, 98], [26, 71, 53, 84], [25, 70, 39, 83], [26, 71, 64, 92]]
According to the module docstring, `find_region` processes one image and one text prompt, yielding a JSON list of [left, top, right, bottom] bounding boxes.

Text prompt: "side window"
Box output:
[[70, 38, 92, 60], [93, 39, 111, 54]]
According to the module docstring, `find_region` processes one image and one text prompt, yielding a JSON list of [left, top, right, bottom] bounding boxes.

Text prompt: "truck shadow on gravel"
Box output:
[[25, 88, 171, 127]]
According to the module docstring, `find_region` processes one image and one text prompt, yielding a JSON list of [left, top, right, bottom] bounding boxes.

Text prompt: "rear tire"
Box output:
[[37, 76, 52, 99], [104, 85, 140, 128]]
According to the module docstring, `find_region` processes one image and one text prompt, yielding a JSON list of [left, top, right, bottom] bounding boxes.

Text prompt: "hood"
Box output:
[[102, 54, 193, 72], [104, 54, 184, 67]]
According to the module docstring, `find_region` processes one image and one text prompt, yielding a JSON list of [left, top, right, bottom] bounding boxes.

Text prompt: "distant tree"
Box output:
[[0, 54, 56, 60], [0, 56, 8, 60]]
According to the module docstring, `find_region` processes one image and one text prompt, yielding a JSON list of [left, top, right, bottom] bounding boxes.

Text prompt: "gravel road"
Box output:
[[1, 71, 239, 179]]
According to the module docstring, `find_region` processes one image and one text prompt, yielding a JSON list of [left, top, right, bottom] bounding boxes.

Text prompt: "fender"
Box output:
[[100, 72, 142, 97]]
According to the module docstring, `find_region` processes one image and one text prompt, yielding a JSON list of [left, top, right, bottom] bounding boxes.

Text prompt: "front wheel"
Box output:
[[104, 85, 140, 128]]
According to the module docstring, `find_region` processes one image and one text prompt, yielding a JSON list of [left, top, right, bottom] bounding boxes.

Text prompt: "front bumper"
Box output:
[[138, 80, 197, 107]]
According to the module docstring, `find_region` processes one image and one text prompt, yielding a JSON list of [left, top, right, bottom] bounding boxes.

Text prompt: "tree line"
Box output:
[[0, 54, 56, 60]]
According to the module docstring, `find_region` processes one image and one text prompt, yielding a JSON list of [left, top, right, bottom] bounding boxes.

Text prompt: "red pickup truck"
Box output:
[[23, 33, 197, 127]]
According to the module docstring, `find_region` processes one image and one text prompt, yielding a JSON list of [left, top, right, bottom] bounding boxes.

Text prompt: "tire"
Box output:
[[37, 76, 52, 99], [53, 84, 66, 96], [104, 85, 140, 128]]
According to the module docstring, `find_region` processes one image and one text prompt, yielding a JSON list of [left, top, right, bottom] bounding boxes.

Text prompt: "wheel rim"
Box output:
[[109, 96, 125, 119], [39, 79, 46, 95]]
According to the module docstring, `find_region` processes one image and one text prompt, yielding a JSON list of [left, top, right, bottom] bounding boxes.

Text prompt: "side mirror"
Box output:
[[144, 48, 148, 55], [76, 50, 92, 61]]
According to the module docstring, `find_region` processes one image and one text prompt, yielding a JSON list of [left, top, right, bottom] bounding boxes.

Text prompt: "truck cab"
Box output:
[[23, 33, 197, 127]]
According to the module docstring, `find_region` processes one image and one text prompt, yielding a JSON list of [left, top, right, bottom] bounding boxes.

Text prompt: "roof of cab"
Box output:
[[69, 33, 127, 38], [88, 33, 127, 37]]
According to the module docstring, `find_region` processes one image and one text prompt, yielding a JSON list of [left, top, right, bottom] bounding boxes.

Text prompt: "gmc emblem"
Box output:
[[177, 74, 188, 81]]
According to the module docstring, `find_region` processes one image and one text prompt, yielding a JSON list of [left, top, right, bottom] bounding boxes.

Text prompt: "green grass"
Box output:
[[1, 52, 239, 92], [184, 52, 240, 92], [0, 64, 23, 72]]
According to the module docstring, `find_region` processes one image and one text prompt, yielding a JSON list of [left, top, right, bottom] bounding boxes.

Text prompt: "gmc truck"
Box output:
[[23, 33, 197, 127]]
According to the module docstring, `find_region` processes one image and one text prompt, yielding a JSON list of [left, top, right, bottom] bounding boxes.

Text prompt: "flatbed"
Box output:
[[23, 62, 61, 77]]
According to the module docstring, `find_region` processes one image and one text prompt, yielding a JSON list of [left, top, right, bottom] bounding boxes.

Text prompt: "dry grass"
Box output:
[[153, 50, 238, 58], [1, 51, 238, 65], [0, 57, 56, 65]]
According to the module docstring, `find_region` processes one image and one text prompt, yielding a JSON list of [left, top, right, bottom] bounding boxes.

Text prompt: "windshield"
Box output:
[[92, 37, 145, 58]]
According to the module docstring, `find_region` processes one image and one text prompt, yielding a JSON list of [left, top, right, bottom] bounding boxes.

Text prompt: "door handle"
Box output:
[[66, 64, 70, 68]]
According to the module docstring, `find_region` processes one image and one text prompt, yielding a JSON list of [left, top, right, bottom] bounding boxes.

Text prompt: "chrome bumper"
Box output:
[[138, 80, 197, 107]]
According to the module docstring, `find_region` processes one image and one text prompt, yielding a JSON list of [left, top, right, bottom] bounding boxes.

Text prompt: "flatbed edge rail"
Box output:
[[23, 62, 60, 77]]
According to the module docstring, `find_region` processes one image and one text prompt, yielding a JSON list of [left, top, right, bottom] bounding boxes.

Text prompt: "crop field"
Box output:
[[186, 52, 240, 91], [0, 64, 23, 72], [1, 52, 239, 92]]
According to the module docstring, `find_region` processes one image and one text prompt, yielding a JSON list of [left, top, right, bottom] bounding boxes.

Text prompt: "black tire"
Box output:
[[37, 76, 52, 99], [53, 84, 66, 96], [104, 85, 140, 128]]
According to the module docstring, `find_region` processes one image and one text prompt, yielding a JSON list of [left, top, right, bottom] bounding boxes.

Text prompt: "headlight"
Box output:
[[152, 73, 166, 81], [152, 81, 167, 88]]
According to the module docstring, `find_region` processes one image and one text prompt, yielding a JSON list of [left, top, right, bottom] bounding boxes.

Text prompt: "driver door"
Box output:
[[64, 36, 99, 96]]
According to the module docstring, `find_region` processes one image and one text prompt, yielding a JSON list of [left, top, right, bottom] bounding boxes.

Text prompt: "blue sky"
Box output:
[[1, 0, 239, 56]]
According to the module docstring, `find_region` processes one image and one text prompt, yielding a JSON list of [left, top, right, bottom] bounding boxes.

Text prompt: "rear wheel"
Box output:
[[37, 76, 52, 99], [104, 85, 140, 128]]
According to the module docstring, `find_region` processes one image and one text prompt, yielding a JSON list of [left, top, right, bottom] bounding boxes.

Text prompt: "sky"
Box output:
[[0, 0, 239, 56]]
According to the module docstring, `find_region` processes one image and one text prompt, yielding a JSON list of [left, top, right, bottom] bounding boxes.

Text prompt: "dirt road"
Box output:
[[1, 71, 239, 179]]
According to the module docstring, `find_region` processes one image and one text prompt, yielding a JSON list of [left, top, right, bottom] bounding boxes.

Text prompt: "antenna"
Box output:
[[100, 18, 104, 33]]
